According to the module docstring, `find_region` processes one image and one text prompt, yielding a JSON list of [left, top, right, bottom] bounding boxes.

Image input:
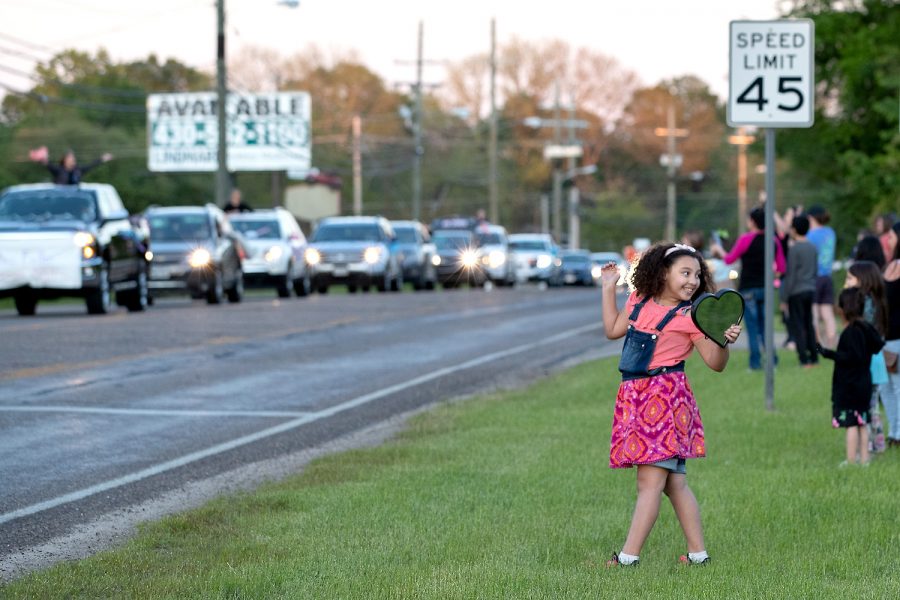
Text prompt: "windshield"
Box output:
[[393, 228, 418, 244], [562, 254, 590, 264], [509, 240, 549, 251], [475, 233, 503, 246], [0, 190, 98, 223], [148, 214, 212, 242], [312, 224, 382, 243], [231, 219, 281, 240], [434, 232, 472, 250]]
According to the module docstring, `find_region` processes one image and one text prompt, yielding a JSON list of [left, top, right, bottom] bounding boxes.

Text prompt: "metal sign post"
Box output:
[[728, 19, 815, 411]]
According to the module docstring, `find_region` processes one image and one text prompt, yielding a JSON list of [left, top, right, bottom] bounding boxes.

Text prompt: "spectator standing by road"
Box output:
[[880, 223, 900, 446], [874, 214, 896, 264], [711, 207, 786, 371], [780, 215, 818, 367], [818, 287, 884, 467], [29, 146, 113, 185], [807, 205, 838, 349], [224, 188, 253, 213], [844, 261, 890, 454]]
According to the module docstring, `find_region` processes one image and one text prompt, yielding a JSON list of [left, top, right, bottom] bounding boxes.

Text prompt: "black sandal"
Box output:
[[606, 552, 639, 567]]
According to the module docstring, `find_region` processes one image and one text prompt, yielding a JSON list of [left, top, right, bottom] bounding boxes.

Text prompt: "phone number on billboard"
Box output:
[[151, 120, 310, 148]]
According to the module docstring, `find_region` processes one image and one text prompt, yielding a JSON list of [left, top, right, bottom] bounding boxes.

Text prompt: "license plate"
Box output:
[[333, 268, 349, 278], [564, 274, 576, 283], [152, 265, 183, 279]]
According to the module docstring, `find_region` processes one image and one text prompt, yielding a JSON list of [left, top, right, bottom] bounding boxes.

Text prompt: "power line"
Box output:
[[0, 32, 56, 55]]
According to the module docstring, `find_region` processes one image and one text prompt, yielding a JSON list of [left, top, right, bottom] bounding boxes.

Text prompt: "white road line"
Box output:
[[0, 406, 310, 418], [0, 322, 601, 526]]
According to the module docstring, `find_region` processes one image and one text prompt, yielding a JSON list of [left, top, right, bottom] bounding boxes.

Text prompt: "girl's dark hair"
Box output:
[[630, 243, 714, 301], [848, 260, 888, 335], [837, 287, 864, 322], [853, 235, 886, 270]]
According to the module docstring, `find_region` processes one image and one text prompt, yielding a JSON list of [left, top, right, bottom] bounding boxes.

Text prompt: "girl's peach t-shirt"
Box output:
[[624, 292, 705, 370]]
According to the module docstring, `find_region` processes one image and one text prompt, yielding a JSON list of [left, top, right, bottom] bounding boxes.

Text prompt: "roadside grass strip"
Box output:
[[4, 351, 900, 598]]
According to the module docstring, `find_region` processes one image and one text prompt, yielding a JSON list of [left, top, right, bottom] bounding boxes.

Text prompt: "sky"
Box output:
[[1, 0, 784, 102]]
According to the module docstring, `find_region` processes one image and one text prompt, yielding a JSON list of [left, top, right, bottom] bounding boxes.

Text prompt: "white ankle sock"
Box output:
[[618, 551, 639, 565], [688, 551, 709, 563]]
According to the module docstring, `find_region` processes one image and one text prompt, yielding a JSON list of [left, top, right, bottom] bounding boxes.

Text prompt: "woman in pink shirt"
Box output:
[[711, 207, 786, 370]]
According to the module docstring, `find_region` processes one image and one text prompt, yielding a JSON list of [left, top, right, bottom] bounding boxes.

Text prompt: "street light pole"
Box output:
[[551, 82, 562, 244], [728, 127, 756, 235], [215, 0, 229, 207]]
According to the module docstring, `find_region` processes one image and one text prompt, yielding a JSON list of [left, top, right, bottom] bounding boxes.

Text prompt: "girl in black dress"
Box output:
[[819, 288, 885, 466]]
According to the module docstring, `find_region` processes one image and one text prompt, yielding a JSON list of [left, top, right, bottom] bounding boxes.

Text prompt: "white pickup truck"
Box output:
[[0, 183, 149, 316]]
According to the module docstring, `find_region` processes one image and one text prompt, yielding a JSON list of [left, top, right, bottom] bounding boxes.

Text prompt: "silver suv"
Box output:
[[304, 216, 402, 294]]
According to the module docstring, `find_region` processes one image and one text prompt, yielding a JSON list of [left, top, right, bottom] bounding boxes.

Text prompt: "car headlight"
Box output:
[[460, 249, 478, 268], [431, 255, 441, 266], [188, 248, 212, 268], [264, 245, 283, 263], [305, 248, 321, 265], [729, 269, 739, 280], [536, 254, 552, 269], [591, 265, 603, 279], [145, 250, 154, 262], [486, 250, 505, 269], [363, 246, 382, 265], [73, 232, 96, 259]]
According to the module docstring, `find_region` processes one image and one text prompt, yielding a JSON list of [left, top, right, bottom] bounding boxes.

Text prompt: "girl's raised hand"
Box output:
[[723, 324, 742, 345], [599, 262, 620, 287]]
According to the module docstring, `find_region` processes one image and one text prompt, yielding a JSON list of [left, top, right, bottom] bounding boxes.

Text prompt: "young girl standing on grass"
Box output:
[[843, 261, 890, 454], [600, 243, 742, 567], [818, 287, 884, 466]]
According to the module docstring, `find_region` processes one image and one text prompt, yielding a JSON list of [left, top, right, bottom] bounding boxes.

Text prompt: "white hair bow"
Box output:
[[664, 243, 696, 257]]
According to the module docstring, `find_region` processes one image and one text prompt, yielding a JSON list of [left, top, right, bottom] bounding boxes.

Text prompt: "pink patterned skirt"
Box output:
[[609, 371, 705, 469]]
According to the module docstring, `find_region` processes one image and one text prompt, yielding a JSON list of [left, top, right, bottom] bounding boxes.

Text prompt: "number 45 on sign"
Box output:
[[728, 20, 815, 128]]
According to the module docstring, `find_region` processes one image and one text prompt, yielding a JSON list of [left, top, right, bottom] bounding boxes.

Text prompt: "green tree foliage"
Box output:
[[0, 49, 215, 211], [780, 0, 900, 246]]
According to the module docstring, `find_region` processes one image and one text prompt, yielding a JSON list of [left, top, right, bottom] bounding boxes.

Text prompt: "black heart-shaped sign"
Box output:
[[691, 289, 745, 348]]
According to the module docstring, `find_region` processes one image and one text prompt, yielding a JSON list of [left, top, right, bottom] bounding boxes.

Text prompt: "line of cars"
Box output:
[[0, 182, 624, 317]]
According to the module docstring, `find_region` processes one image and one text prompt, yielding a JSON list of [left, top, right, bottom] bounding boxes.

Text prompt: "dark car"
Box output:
[[559, 250, 595, 286], [145, 204, 245, 304], [304, 216, 402, 294], [431, 229, 485, 288], [390, 220, 437, 290], [0, 183, 149, 315]]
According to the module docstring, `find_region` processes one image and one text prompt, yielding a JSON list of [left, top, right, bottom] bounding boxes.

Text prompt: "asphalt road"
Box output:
[[0, 284, 621, 578]]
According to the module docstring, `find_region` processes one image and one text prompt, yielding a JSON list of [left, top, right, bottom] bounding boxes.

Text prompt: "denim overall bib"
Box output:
[[618, 297, 691, 381]]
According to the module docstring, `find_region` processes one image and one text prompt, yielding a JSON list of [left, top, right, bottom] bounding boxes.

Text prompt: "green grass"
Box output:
[[4, 351, 899, 599]]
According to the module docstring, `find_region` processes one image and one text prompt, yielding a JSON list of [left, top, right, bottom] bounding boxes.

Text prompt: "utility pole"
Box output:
[[566, 96, 578, 249], [412, 20, 424, 222], [655, 103, 688, 242], [352, 115, 362, 216], [728, 127, 756, 235], [215, 0, 230, 207], [488, 18, 499, 224], [551, 81, 562, 244]]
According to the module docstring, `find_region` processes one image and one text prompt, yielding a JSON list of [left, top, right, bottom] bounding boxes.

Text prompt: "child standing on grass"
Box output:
[[818, 287, 884, 467], [843, 261, 890, 454], [600, 243, 742, 567]]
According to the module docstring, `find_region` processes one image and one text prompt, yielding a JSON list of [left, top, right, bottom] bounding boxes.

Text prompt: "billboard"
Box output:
[[147, 92, 311, 172]]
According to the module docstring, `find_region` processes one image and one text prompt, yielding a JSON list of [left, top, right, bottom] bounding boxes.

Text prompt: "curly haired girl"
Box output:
[[600, 243, 742, 567]]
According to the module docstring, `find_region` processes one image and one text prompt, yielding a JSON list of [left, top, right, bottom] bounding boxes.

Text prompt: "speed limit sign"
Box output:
[[728, 20, 815, 128]]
